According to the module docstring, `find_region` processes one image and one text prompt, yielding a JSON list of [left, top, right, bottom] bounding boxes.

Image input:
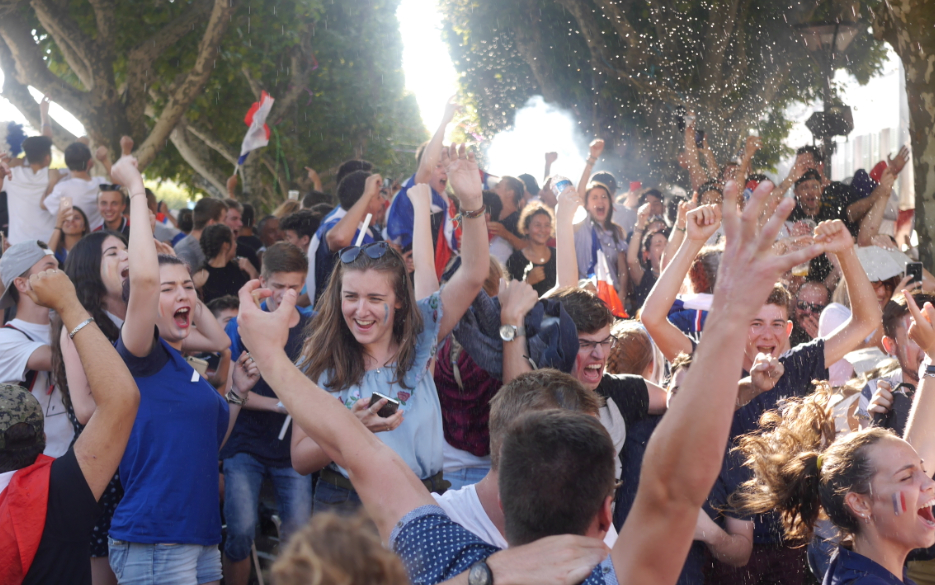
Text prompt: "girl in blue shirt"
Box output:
[[290, 145, 490, 512], [733, 378, 935, 585], [105, 153, 258, 585]]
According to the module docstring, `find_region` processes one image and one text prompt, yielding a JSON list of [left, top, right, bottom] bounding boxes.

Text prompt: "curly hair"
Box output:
[[272, 512, 408, 585], [732, 382, 895, 544], [517, 202, 554, 237]]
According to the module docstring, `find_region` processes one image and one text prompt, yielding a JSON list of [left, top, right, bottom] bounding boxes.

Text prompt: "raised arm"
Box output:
[[550, 183, 582, 292], [856, 168, 898, 247], [27, 269, 139, 500], [326, 173, 383, 251], [627, 204, 651, 284], [95, 146, 113, 178], [576, 139, 603, 195], [305, 167, 323, 192], [735, 135, 762, 184], [39, 96, 52, 139], [111, 153, 160, 357], [816, 220, 882, 367], [408, 183, 440, 300], [662, 198, 693, 269], [683, 115, 709, 191], [639, 205, 720, 361], [237, 282, 435, 541], [500, 279, 539, 383], [613, 181, 824, 584], [436, 144, 489, 341], [544, 151, 557, 181], [903, 293, 935, 468], [415, 97, 459, 184]]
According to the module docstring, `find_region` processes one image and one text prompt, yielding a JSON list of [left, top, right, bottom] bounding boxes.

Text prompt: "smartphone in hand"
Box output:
[[906, 261, 923, 285], [369, 392, 400, 418]]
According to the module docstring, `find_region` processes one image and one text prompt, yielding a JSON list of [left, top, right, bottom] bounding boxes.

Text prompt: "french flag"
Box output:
[[238, 91, 275, 165], [593, 249, 627, 318]]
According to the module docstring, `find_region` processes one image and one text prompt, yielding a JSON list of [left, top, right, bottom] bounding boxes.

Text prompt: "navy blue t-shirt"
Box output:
[[220, 304, 313, 467], [823, 547, 914, 585], [111, 331, 229, 545], [730, 337, 828, 545]]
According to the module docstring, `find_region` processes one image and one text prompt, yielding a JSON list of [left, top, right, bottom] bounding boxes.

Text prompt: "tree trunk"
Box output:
[[876, 1, 935, 268]]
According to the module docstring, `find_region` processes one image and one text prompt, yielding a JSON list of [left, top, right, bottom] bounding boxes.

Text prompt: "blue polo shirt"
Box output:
[[823, 547, 914, 585]]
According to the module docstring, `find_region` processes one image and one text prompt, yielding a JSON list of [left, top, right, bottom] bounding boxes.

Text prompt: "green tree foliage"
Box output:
[[0, 0, 426, 209], [439, 0, 887, 184]]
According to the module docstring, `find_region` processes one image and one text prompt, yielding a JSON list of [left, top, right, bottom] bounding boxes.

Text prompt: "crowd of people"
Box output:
[[1, 95, 934, 585]]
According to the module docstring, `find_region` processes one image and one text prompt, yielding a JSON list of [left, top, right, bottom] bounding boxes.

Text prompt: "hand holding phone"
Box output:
[[906, 261, 923, 286], [369, 392, 400, 418], [61, 196, 73, 210]]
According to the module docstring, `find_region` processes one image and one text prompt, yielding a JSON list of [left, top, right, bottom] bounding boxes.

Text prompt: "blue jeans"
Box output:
[[108, 540, 221, 585], [444, 466, 489, 491], [313, 478, 363, 515], [222, 453, 312, 562]]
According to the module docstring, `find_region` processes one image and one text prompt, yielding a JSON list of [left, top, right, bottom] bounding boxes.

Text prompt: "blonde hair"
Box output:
[[272, 512, 408, 585], [273, 199, 302, 218]]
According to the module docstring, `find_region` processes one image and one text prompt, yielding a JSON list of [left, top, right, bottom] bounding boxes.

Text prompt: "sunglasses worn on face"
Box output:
[[339, 241, 390, 264], [796, 301, 826, 314]]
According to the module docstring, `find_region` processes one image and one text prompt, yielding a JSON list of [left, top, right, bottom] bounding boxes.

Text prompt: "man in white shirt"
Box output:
[[1, 136, 57, 245], [433, 369, 619, 549], [43, 142, 110, 231], [0, 240, 73, 457]]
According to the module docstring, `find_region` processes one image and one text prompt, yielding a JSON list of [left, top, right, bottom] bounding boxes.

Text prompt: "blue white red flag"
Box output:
[[238, 91, 275, 165]]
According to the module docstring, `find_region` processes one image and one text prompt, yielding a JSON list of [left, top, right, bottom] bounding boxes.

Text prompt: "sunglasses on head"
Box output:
[[99, 184, 122, 192], [796, 301, 826, 314], [339, 241, 390, 264]]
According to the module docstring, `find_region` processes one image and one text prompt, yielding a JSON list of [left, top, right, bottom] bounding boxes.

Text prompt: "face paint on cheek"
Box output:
[[383, 303, 389, 325], [893, 492, 907, 515]]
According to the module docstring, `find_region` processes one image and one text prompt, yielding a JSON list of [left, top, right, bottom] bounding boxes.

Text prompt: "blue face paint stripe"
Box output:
[[384, 303, 389, 325]]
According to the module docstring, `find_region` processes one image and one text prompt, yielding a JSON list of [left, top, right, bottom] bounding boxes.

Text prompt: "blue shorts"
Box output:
[[108, 539, 222, 585]]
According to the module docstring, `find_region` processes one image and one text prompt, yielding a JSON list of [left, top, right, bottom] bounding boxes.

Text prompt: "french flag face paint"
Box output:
[[893, 491, 907, 516]]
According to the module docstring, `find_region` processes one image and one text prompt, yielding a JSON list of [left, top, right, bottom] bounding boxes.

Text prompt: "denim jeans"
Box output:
[[444, 466, 489, 491], [313, 477, 364, 515], [222, 453, 313, 562], [108, 539, 222, 585]]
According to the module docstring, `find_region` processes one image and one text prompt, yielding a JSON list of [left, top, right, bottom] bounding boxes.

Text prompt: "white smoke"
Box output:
[[484, 96, 589, 184]]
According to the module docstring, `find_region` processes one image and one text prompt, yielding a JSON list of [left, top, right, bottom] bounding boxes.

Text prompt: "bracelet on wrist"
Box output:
[[460, 205, 486, 220], [68, 317, 95, 339], [676, 225, 686, 233]]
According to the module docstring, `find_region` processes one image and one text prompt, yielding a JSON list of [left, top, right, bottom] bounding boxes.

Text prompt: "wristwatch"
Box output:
[[922, 364, 935, 379], [226, 389, 249, 406], [499, 324, 526, 342], [468, 560, 493, 585]]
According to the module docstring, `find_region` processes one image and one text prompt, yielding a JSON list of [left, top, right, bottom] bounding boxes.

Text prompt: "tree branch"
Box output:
[[28, 0, 97, 89], [124, 0, 214, 142], [241, 66, 263, 100], [169, 120, 228, 196], [134, 0, 234, 169], [183, 117, 238, 166], [0, 35, 77, 152], [0, 12, 88, 117]]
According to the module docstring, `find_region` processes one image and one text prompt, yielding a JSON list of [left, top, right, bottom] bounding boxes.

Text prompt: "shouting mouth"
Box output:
[[173, 307, 191, 329]]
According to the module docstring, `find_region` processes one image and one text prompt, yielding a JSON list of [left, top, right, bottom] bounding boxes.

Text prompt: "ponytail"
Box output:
[[732, 383, 895, 544]]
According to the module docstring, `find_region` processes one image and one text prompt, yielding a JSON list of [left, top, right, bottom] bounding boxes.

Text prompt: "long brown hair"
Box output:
[[732, 382, 895, 544], [299, 245, 423, 392]]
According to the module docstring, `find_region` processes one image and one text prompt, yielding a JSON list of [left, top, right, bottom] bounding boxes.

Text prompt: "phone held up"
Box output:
[[369, 392, 400, 418], [906, 261, 923, 285]]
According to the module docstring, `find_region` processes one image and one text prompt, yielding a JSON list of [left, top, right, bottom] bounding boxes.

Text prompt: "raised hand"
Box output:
[[712, 180, 824, 319], [441, 144, 482, 206], [237, 280, 294, 359], [545, 152, 558, 165], [675, 198, 695, 231], [110, 152, 144, 193], [39, 95, 51, 118], [744, 135, 763, 158], [407, 183, 432, 209], [888, 145, 910, 176], [226, 173, 239, 196], [442, 95, 461, 124], [906, 293, 935, 358], [635, 203, 652, 229], [95, 146, 109, 163], [305, 167, 320, 182], [868, 380, 894, 416], [812, 219, 853, 255], [25, 269, 79, 313], [588, 139, 604, 160], [120, 135, 134, 156], [554, 182, 582, 221], [499, 278, 540, 326], [232, 352, 260, 394], [685, 204, 721, 242], [750, 352, 785, 393]]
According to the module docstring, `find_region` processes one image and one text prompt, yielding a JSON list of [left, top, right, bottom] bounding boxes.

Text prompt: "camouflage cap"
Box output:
[[0, 384, 43, 451]]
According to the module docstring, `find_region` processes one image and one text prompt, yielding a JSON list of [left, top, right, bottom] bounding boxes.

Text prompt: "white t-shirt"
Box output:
[[599, 402, 627, 479], [6, 166, 57, 245], [442, 439, 491, 474], [0, 319, 73, 458], [45, 176, 109, 231], [433, 484, 618, 549], [489, 237, 513, 266]]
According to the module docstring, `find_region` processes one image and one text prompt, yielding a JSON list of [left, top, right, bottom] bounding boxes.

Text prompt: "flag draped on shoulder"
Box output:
[[593, 250, 627, 318], [238, 91, 275, 165]]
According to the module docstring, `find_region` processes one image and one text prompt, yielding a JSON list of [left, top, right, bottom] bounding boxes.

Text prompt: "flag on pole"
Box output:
[[238, 91, 275, 165], [593, 249, 628, 318]]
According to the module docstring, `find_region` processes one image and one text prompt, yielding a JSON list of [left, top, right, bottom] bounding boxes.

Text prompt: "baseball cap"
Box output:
[[0, 240, 56, 310], [0, 384, 43, 451]]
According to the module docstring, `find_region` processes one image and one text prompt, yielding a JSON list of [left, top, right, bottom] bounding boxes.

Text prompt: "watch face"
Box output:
[[469, 564, 491, 585], [499, 324, 515, 341]]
